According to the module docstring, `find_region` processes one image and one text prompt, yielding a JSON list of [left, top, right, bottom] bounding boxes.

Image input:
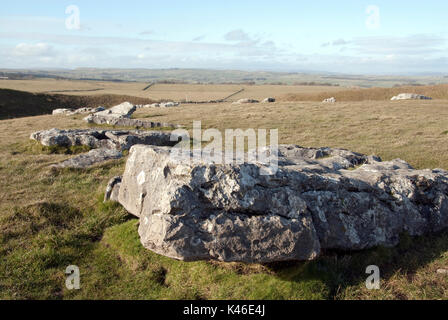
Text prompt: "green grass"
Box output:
[[1, 97, 448, 300], [10, 140, 92, 156], [1, 150, 447, 300]]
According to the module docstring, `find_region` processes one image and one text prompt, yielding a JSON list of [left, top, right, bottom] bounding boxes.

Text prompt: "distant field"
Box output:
[[2, 68, 448, 87], [134, 99, 448, 170], [0, 79, 347, 102], [281, 84, 448, 101], [0, 88, 156, 120]]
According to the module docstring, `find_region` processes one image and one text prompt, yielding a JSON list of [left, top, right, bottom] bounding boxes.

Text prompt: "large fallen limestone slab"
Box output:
[[94, 102, 136, 118], [52, 108, 75, 115], [31, 128, 175, 151], [53, 148, 122, 169], [84, 115, 180, 129], [391, 93, 432, 101], [30, 128, 177, 168], [82, 101, 181, 128], [52, 107, 105, 116], [113, 144, 448, 263]]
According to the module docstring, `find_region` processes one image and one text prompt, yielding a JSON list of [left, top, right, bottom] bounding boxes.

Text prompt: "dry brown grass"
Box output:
[[135, 99, 448, 170], [0, 88, 156, 119], [0, 79, 346, 101], [280, 84, 448, 101]]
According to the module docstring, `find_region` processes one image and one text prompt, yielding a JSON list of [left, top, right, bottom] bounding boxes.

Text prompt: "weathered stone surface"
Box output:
[[85, 115, 180, 129], [82, 101, 181, 128], [31, 128, 116, 149], [104, 130, 177, 150], [114, 144, 448, 263], [322, 97, 336, 103], [31, 128, 175, 150], [53, 107, 106, 116], [94, 102, 136, 118], [262, 97, 276, 103], [71, 107, 105, 115], [52, 108, 74, 115], [53, 148, 122, 169], [391, 93, 432, 101], [31, 128, 177, 168], [160, 102, 180, 108]]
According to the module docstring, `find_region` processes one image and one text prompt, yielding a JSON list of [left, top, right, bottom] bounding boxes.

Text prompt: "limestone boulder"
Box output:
[[52, 108, 74, 115], [30, 128, 116, 149], [30, 129, 177, 168], [391, 93, 432, 101], [160, 102, 180, 108], [113, 144, 448, 263], [94, 102, 136, 118]]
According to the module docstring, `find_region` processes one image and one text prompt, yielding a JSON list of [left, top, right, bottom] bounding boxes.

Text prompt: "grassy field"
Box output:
[[0, 88, 158, 120], [0, 84, 448, 300], [0, 79, 347, 101], [281, 84, 448, 101], [3, 68, 448, 87]]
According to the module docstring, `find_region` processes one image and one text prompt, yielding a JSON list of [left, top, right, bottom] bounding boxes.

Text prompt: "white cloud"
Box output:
[[12, 42, 54, 57], [351, 34, 446, 56], [224, 29, 251, 42]]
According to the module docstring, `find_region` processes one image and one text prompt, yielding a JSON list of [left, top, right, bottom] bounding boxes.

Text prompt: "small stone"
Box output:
[[322, 97, 336, 103], [391, 93, 432, 101], [52, 108, 74, 115]]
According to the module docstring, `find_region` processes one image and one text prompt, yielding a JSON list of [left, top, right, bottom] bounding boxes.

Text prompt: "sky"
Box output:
[[0, 0, 447, 74]]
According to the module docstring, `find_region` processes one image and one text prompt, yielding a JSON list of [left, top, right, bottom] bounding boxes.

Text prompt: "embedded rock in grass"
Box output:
[[114, 144, 448, 263], [83, 101, 136, 125], [391, 93, 432, 101], [53, 148, 123, 169], [31, 128, 175, 151], [160, 102, 180, 108], [262, 97, 276, 103], [30, 129, 176, 168], [31, 128, 117, 149], [85, 115, 180, 129], [82, 101, 181, 128], [52, 108, 74, 115], [322, 97, 336, 103], [53, 107, 106, 116], [94, 101, 136, 118]]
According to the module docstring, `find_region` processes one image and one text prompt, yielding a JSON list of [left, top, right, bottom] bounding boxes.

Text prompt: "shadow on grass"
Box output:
[[265, 230, 448, 299]]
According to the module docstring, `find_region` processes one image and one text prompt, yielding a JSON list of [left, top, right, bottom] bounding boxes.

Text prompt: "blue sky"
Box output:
[[1, 0, 447, 74]]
